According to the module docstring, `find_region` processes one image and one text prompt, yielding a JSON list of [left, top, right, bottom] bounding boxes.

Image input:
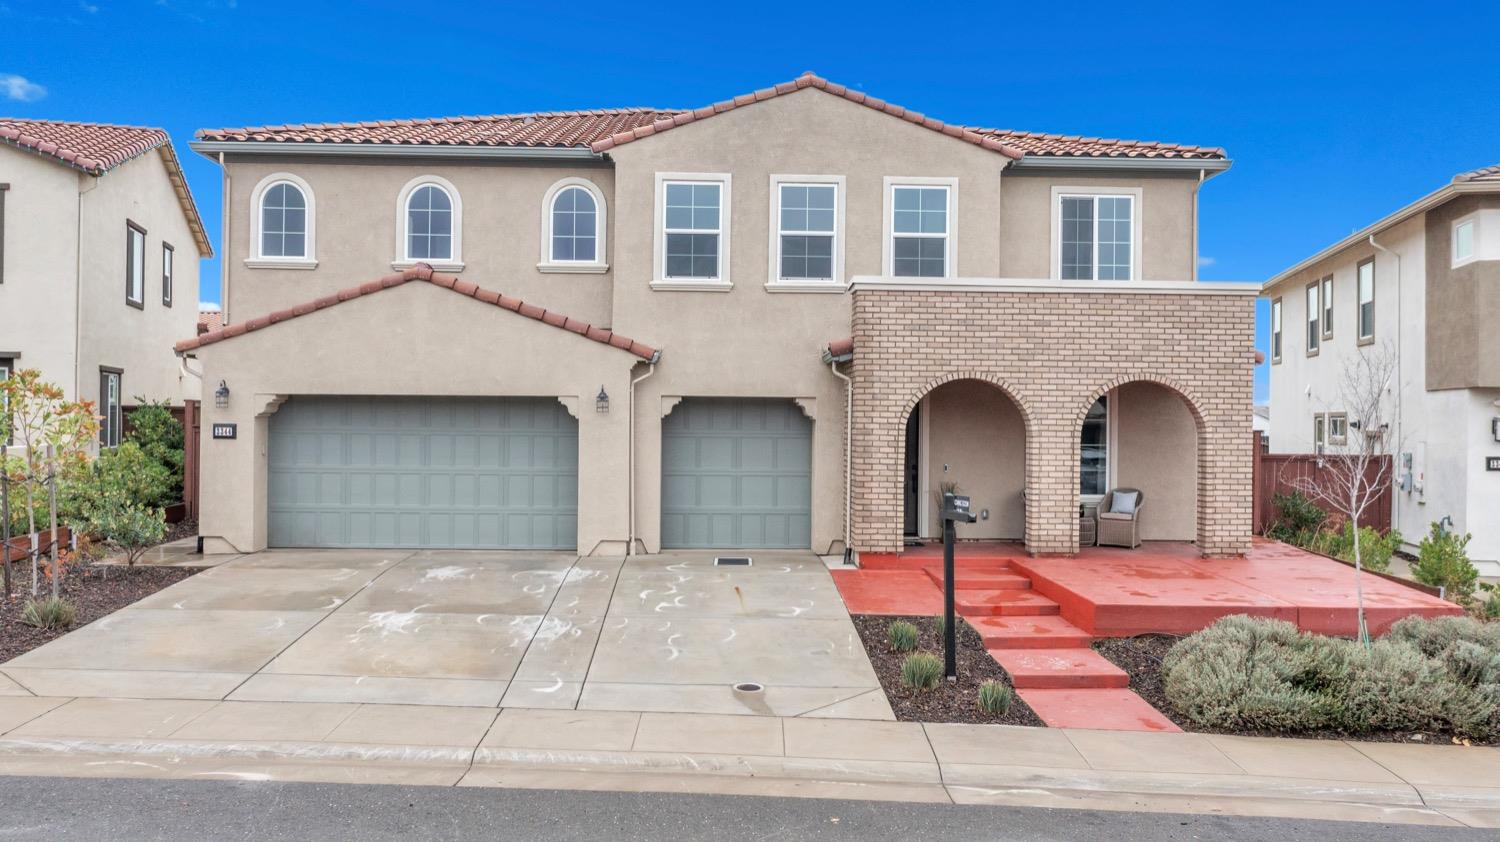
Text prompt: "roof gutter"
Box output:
[[188, 140, 605, 163], [1008, 156, 1232, 176]]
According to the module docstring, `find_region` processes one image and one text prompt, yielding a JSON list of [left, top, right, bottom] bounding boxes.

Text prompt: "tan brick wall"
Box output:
[[848, 288, 1256, 558]]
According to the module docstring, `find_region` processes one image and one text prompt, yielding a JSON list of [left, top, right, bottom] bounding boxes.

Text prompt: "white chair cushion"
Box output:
[[1110, 491, 1139, 515], [1099, 511, 1134, 521]]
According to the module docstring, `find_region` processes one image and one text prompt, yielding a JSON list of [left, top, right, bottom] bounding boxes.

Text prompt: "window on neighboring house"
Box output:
[[1060, 193, 1135, 280], [1313, 413, 1326, 454], [663, 180, 723, 280], [1454, 217, 1476, 266], [889, 183, 951, 278], [1320, 276, 1333, 340], [161, 243, 174, 307], [0, 355, 12, 445], [1305, 281, 1320, 354], [125, 221, 146, 308], [1271, 297, 1283, 363], [405, 183, 454, 261], [99, 369, 122, 449], [549, 185, 598, 264], [1328, 413, 1348, 446], [260, 181, 307, 258], [1357, 258, 1375, 342], [1080, 396, 1109, 497], [777, 182, 838, 281]]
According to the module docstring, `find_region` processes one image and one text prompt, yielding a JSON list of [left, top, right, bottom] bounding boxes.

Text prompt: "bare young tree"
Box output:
[[1284, 342, 1400, 645]]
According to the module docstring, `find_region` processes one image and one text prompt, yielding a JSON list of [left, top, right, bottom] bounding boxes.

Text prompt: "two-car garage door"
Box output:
[[268, 396, 578, 549]]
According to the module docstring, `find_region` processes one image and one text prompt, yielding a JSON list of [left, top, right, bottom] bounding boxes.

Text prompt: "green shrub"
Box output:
[[123, 401, 184, 505], [1267, 491, 1326, 542], [2, 455, 49, 536], [62, 442, 173, 520], [1317, 523, 1402, 573], [887, 620, 920, 652], [977, 680, 1013, 715], [899, 652, 944, 691], [1479, 584, 1500, 620], [20, 596, 76, 630], [74, 502, 166, 567], [1163, 615, 1500, 739], [1411, 524, 1478, 604], [933, 613, 946, 639]]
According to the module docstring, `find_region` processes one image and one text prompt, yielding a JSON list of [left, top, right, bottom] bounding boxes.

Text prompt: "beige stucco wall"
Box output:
[[1425, 194, 1500, 390], [1115, 380, 1199, 540], [921, 379, 1026, 540], [0, 149, 80, 393], [192, 279, 642, 555], [220, 157, 616, 327]]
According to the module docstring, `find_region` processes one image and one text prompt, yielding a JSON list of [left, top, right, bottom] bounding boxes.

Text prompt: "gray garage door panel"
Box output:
[[661, 398, 812, 549], [268, 396, 578, 549]]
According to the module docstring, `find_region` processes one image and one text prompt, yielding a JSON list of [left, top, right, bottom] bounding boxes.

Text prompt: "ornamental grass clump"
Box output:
[[887, 620, 920, 652], [1162, 615, 1500, 739], [977, 680, 1013, 715], [20, 596, 76, 630], [900, 652, 944, 692]]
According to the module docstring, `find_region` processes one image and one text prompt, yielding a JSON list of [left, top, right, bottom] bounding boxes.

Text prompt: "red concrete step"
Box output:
[[1017, 688, 1181, 732], [989, 648, 1130, 690], [954, 589, 1059, 617], [921, 565, 1030, 591], [967, 615, 1092, 649]]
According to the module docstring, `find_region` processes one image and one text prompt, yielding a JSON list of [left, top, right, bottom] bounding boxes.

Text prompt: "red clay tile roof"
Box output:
[[0, 118, 213, 256], [195, 73, 1221, 162], [1455, 163, 1500, 183], [176, 264, 660, 362], [197, 310, 223, 335]]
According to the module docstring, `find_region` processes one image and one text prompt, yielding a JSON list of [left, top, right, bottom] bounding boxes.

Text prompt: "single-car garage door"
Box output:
[[661, 398, 811, 549], [268, 396, 578, 549]]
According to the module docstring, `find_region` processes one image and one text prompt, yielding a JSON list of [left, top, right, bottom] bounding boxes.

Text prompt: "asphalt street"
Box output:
[[0, 776, 1485, 841]]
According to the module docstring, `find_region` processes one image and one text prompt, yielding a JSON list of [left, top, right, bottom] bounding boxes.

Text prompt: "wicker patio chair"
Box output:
[[1097, 488, 1145, 549]]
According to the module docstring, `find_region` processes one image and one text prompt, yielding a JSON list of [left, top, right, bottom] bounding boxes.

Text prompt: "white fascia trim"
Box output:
[[395, 174, 463, 266], [248, 172, 316, 263], [539, 176, 608, 271], [190, 140, 603, 161], [244, 258, 318, 270], [768, 174, 847, 286], [1010, 156, 1232, 174], [848, 275, 1261, 295], [649, 280, 733, 292], [1050, 186, 1143, 281], [653, 172, 732, 287], [883, 176, 959, 278]]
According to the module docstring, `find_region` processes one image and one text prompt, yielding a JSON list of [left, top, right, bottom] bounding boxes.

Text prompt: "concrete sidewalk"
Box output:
[[0, 697, 1495, 828]]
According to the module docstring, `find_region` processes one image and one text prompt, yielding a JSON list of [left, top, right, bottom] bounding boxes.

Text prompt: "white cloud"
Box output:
[[1197, 255, 1216, 268], [0, 73, 45, 102], [78, 1, 98, 12]]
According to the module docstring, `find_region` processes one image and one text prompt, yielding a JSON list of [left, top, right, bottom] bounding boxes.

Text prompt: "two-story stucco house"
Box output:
[[1263, 164, 1500, 575], [179, 74, 1258, 559], [0, 119, 211, 445]]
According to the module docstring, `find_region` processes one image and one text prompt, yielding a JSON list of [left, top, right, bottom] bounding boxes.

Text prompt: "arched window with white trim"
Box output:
[[539, 177, 608, 272], [247, 173, 317, 268], [394, 175, 463, 270]]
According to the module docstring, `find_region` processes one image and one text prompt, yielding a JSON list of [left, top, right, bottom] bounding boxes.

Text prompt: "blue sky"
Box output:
[[3, 1, 1497, 402]]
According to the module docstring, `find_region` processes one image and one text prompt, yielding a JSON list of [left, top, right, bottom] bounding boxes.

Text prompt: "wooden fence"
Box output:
[[1251, 433, 1393, 534], [183, 399, 201, 521]]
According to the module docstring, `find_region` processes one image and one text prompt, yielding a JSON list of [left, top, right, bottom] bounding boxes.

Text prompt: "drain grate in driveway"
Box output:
[[714, 557, 753, 567]]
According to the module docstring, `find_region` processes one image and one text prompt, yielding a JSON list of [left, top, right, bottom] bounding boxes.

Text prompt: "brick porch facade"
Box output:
[[846, 280, 1258, 558]]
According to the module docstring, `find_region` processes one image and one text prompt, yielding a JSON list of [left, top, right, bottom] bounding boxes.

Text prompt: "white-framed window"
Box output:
[[1313, 413, 1326, 455], [652, 173, 731, 290], [99, 368, 122, 449], [1356, 257, 1375, 343], [1328, 412, 1348, 446], [1320, 275, 1333, 340], [161, 243, 174, 307], [1080, 393, 1117, 498], [539, 177, 607, 273], [1052, 187, 1141, 281], [247, 173, 317, 269], [1271, 297, 1283, 363], [1453, 215, 1477, 267], [0, 355, 13, 445], [884, 177, 956, 278], [768, 175, 845, 291], [1305, 281, 1320, 355], [393, 175, 463, 271], [125, 221, 145, 309]]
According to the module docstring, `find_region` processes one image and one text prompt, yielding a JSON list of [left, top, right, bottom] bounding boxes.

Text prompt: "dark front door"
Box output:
[[903, 408, 920, 537]]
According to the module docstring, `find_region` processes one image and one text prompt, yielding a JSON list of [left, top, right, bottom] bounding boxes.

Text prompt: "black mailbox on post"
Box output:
[[940, 493, 977, 681]]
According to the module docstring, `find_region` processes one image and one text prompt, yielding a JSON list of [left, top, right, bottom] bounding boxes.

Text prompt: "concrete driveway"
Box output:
[[0, 550, 889, 719]]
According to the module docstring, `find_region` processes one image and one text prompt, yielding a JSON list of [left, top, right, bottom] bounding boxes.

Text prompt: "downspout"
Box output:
[[218, 152, 230, 323], [626, 359, 657, 557], [1192, 169, 1206, 281], [1367, 234, 1403, 534], [829, 360, 853, 565], [73, 174, 100, 402]]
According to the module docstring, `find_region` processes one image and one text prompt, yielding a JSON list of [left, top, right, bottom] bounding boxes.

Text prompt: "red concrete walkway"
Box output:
[[833, 538, 1462, 732]]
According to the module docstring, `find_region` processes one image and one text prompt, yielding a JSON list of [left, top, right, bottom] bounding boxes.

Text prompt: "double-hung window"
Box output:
[[161, 243, 174, 307], [99, 369, 122, 449], [125, 221, 146, 309], [886, 179, 954, 278], [1057, 191, 1137, 281], [773, 179, 841, 284], [1305, 281, 1320, 355], [1320, 276, 1333, 340], [1328, 413, 1348, 446], [656, 175, 730, 287], [1357, 258, 1375, 343], [1271, 298, 1283, 363]]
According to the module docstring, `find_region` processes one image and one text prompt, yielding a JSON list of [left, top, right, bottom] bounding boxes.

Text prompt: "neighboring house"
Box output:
[[1253, 405, 1270, 448], [180, 73, 1258, 558], [197, 309, 223, 335], [1263, 164, 1500, 575], [0, 119, 211, 447]]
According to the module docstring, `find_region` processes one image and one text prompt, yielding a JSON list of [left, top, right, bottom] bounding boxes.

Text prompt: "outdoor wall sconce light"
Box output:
[[214, 380, 230, 409], [596, 386, 609, 413]]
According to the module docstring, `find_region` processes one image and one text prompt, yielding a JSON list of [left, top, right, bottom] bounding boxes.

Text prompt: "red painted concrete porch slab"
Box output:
[[989, 648, 1129, 689], [1018, 688, 1181, 732], [830, 569, 943, 615]]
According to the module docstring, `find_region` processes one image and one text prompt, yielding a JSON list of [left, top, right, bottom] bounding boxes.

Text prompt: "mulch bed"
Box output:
[[852, 614, 1044, 727], [1093, 634, 1494, 746], [0, 562, 201, 662], [161, 518, 198, 546]]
